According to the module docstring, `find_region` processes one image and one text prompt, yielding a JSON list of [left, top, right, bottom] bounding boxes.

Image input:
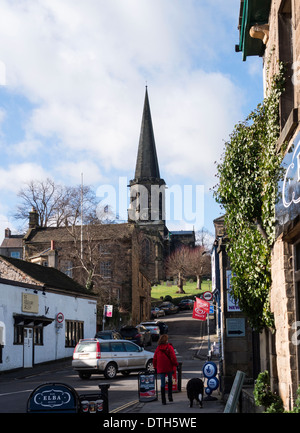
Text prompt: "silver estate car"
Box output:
[[72, 338, 154, 379]]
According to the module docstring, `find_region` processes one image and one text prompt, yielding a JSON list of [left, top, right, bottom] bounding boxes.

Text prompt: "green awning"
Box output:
[[237, 0, 271, 61]]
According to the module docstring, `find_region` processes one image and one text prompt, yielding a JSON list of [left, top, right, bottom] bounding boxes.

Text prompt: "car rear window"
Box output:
[[75, 342, 97, 353]]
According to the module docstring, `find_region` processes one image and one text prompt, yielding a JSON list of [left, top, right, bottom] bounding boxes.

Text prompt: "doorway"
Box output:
[[23, 328, 33, 368]]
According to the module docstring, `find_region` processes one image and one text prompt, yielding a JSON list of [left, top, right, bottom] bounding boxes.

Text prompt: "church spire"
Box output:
[[128, 87, 166, 226], [134, 87, 160, 180]]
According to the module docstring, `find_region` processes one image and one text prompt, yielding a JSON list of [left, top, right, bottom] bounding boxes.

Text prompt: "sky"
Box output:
[[0, 0, 264, 238]]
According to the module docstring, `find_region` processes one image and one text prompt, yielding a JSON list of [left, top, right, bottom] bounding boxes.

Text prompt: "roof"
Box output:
[[0, 235, 23, 248], [0, 255, 93, 295], [170, 231, 195, 236], [24, 223, 134, 244], [133, 88, 162, 181]]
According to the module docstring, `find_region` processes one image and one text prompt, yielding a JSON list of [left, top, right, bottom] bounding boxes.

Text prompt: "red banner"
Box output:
[[192, 297, 210, 321]]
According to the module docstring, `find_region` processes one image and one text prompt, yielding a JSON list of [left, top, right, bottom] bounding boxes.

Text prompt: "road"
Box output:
[[0, 309, 207, 413]]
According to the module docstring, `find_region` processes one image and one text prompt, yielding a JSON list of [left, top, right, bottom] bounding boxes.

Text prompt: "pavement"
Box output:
[[116, 327, 225, 414]]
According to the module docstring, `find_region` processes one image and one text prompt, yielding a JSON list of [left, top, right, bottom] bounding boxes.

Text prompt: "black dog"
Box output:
[[186, 378, 204, 408]]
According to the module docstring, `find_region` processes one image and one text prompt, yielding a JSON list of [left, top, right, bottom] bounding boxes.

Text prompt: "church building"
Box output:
[[19, 88, 194, 326]]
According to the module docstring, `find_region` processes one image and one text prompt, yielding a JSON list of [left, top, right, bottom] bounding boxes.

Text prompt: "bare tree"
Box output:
[[166, 246, 191, 293], [14, 178, 102, 227], [187, 246, 211, 290], [195, 227, 214, 251]]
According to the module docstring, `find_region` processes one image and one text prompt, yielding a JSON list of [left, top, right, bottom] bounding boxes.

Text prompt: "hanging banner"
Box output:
[[192, 297, 210, 321]]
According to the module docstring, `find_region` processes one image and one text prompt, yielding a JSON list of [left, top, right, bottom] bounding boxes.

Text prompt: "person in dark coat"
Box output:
[[153, 334, 178, 405]]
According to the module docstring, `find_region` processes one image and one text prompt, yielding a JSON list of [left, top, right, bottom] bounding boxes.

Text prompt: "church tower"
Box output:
[[128, 87, 166, 235]]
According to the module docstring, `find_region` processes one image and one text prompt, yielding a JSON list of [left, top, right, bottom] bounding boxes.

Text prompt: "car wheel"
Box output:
[[78, 372, 91, 380], [104, 362, 118, 379], [146, 360, 155, 373]]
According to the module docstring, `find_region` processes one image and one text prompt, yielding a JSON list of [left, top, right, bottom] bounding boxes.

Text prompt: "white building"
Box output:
[[0, 255, 97, 371]]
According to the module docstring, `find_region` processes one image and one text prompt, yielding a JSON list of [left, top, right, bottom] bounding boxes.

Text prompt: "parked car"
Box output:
[[119, 325, 152, 347], [159, 301, 179, 315], [139, 321, 161, 341], [72, 338, 154, 379], [94, 330, 122, 340], [178, 299, 194, 310], [151, 306, 165, 318]]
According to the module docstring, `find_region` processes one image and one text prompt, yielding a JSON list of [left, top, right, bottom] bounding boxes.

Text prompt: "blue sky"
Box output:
[[0, 0, 264, 237]]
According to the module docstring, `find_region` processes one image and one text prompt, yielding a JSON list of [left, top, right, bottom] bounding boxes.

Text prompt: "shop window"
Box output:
[[65, 320, 84, 347]]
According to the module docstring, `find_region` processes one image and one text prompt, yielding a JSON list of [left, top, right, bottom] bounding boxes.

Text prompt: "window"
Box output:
[[60, 260, 73, 278], [100, 261, 112, 278], [14, 325, 24, 345], [142, 238, 150, 264], [65, 320, 84, 347], [111, 342, 126, 352], [34, 327, 43, 345], [124, 341, 140, 352], [10, 251, 20, 259]]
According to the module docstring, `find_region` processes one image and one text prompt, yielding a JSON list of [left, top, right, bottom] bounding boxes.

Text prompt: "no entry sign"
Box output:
[[203, 291, 213, 301]]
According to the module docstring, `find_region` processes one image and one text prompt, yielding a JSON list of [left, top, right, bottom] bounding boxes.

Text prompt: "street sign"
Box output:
[[226, 318, 245, 337], [104, 305, 113, 317], [202, 361, 218, 379], [203, 291, 213, 301], [56, 312, 64, 323], [207, 376, 219, 391]]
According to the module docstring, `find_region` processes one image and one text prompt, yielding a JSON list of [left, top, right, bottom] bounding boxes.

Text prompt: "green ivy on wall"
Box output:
[[214, 62, 286, 331]]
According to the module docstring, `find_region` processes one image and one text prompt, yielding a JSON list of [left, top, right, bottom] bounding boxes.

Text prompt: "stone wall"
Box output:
[[271, 235, 298, 409]]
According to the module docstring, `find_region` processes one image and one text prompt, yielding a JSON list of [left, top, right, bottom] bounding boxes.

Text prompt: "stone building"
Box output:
[[0, 228, 24, 259], [237, 0, 300, 410], [212, 216, 258, 395]]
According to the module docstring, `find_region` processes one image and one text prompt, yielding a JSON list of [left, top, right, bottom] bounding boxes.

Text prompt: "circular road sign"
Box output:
[[56, 312, 64, 323], [203, 361, 218, 378], [203, 291, 213, 301], [207, 376, 219, 391]]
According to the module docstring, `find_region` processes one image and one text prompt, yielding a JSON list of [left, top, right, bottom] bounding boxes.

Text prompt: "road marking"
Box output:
[[110, 399, 139, 413], [0, 389, 32, 397]]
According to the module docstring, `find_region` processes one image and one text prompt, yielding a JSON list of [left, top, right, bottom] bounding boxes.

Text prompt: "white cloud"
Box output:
[[0, 163, 49, 193], [0, 0, 246, 228]]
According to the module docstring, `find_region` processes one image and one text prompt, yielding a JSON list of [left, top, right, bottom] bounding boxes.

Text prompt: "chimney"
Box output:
[[29, 207, 39, 229], [5, 228, 11, 238], [48, 240, 57, 268]]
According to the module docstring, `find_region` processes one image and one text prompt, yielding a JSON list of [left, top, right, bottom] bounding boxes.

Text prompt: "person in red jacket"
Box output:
[[153, 334, 178, 405]]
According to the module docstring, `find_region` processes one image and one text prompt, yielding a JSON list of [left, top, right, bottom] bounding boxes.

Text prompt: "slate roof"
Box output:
[[0, 255, 93, 295], [24, 222, 134, 244]]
